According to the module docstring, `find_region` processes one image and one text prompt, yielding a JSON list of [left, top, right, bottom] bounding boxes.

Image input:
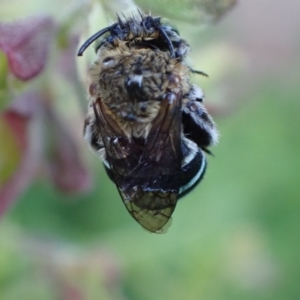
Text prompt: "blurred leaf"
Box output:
[[0, 52, 9, 110], [0, 112, 25, 186], [103, 0, 138, 17], [0, 225, 31, 299], [57, 34, 80, 84], [0, 15, 55, 81], [136, 0, 237, 24], [46, 105, 92, 194], [56, 33, 87, 111], [0, 91, 43, 216], [0, 112, 29, 216]]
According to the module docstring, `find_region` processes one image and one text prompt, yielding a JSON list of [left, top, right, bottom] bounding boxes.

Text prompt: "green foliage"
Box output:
[[0, 119, 22, 185]]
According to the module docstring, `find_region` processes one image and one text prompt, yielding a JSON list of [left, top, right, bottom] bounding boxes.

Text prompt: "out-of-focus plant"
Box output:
[[0, 13, 92, 216], [0, 0, 237, 218], [136, 0, 236, 23], [0, 224, 123, 299]]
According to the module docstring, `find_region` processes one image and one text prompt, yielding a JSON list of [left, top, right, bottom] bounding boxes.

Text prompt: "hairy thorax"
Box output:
[[89, 40, 191, 138]]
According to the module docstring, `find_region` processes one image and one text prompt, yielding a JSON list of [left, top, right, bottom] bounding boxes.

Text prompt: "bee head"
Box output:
[[77, 12, 187, 59]]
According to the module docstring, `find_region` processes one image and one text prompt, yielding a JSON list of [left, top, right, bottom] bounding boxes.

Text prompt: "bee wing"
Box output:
[[93, 92, 182, 233]]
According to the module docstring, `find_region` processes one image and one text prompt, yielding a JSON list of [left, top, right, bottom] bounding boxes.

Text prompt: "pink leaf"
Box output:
[[46, 107, 92, 194], [0, 15, 55, 80], [0, 92, 43, 216]]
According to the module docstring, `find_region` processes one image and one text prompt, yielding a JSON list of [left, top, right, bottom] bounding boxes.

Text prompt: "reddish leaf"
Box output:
[[61, 283, 84, 300], [0, 113, 31, 215], [0, 92, 43, 216], [0, 15, 55, 80], [0, 112, 27, 185], [46, 107, 92, 194]]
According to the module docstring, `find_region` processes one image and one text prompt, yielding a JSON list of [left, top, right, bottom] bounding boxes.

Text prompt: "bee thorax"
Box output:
[[90, 44, 190, 127]]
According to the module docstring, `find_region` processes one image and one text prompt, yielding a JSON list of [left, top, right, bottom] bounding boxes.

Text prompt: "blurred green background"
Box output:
[[1, 0, 300, 299]]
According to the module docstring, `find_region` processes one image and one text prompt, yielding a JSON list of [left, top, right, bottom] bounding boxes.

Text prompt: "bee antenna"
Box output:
[[191, 69, 209, 77], [77, 26, 113, 56], [156, 26, 175, 58]]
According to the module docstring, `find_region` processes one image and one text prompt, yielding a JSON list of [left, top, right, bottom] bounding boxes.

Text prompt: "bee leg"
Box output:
[[83, 113, 109, 167], [182, 85, 219, 151], [178, 86, 218, 197]]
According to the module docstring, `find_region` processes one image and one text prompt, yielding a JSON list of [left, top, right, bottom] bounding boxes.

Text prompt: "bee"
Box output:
[[78, 12, 218, 233]]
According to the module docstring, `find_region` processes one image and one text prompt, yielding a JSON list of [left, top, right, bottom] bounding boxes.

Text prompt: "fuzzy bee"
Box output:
[[78, 12, 218, 233]]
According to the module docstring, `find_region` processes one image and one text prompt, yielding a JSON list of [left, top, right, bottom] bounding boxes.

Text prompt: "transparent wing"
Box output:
[[93, 92, 182, 233]]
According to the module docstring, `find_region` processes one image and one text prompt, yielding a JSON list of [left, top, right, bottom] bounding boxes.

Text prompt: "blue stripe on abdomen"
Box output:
[[179, 149, 206, 197]]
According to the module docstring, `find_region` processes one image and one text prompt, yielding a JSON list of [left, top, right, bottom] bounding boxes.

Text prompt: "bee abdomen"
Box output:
[[179, 148, 206, 197], [179, 137, 206, 197]]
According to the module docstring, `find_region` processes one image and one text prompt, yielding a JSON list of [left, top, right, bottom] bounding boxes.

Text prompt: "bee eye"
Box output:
[[102, 57, 114, 67]]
